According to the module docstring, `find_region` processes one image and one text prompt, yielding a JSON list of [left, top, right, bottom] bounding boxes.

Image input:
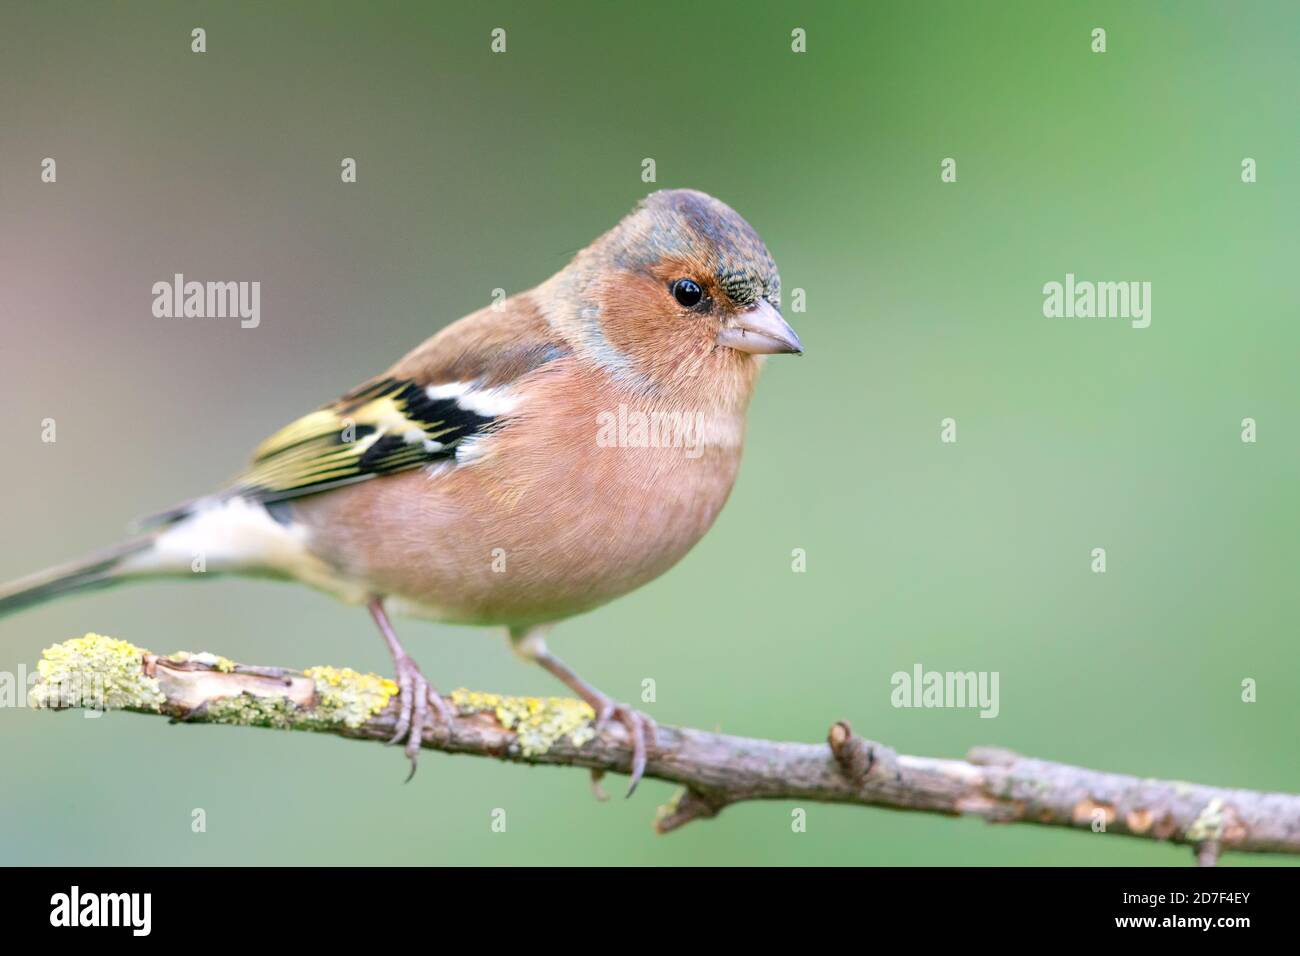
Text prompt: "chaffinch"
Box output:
[[0, 189, 802, 792]]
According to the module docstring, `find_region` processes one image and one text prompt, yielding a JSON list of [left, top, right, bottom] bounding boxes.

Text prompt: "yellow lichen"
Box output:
[[28, 638, 598, 758], [1187, 798, 1226, 843], [203, 666, 395, 730], [450, 688, 596, 756], [306, 666, 399, 728], [29, 633, 165, 712], [655, 788, 687, 828]]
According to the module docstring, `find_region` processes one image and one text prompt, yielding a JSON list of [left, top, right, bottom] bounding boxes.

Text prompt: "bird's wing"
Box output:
[[233, 376, 494, 502], [231, 303, 570, 505]]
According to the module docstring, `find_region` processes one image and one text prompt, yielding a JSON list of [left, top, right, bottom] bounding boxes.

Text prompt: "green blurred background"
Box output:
[[1, 1, 1296, 865]]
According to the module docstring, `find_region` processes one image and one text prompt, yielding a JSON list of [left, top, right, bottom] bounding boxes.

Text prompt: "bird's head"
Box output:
[[545, 189, 802, 398]]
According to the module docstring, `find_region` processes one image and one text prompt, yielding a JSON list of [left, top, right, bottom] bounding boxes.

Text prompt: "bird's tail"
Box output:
[[0, 494, 314, 621], [0, 536, 159, 619]]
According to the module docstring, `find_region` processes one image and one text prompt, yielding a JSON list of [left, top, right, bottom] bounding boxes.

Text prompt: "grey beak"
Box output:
[[715, 299, 803, 355]]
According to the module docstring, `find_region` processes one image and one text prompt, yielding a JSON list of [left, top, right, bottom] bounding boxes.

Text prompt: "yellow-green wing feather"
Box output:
[[236, 378, 495, 502]]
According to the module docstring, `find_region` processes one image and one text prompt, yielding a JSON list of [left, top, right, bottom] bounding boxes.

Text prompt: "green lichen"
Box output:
[[450, 688, 596, 756], [205, 693, 299, 729], [29, 633, 165, 712]]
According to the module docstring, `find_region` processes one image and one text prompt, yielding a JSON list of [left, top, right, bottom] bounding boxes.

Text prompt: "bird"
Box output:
[[0, 188, 803, 793]]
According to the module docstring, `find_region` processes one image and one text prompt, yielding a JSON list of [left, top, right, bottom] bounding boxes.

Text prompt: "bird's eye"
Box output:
[[671, 278, 704, 309]]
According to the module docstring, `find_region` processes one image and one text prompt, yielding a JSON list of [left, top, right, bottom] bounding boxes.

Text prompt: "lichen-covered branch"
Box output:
[[30, 634, 1300, 862]]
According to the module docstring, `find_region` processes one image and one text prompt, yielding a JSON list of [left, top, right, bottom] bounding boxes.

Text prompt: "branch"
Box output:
[[30, 634, 1300, 861]]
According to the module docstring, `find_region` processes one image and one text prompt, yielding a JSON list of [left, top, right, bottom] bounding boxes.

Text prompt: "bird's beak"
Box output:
[[715, 299, 803, 355]]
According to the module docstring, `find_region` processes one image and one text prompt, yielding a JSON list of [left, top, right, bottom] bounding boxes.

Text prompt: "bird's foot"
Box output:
[[387, 651, 453, 781], [587, 696, 657, 796], [509, 626, 657, 797]]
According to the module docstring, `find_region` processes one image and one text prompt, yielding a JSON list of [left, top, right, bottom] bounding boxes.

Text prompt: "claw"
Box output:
[[369, 597, 451, 781], [592, 700, 653, 796], [386, 661, 415, 748], [385, 651, 451, 781]]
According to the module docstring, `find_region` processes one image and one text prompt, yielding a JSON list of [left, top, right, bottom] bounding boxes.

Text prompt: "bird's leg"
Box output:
[[368, 597, 452, 780], [510, 626, 657, 796]]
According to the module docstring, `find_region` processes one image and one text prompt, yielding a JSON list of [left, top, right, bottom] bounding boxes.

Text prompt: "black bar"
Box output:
[[0, 865, 1287, 938]]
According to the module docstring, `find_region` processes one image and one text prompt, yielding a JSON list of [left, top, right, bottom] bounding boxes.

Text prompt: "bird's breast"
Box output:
[[296, 378, 749, 628]]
